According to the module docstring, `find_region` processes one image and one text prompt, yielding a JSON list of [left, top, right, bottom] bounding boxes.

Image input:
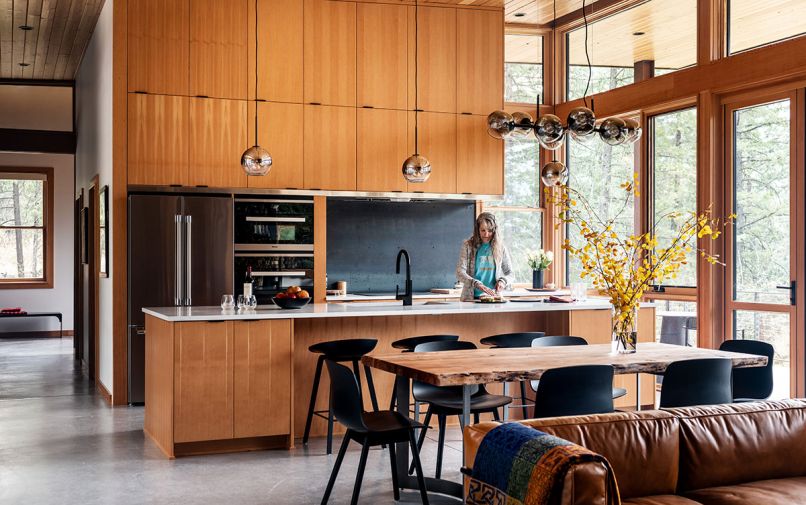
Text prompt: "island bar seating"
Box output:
[[719, 340, 775, 401], [479, 331, 546, 418], [658, 358, 734, 408], [302, 338, 381, 454]]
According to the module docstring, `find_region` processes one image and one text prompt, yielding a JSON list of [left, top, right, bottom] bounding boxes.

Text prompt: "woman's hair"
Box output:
[[470, 212, 503, 262]]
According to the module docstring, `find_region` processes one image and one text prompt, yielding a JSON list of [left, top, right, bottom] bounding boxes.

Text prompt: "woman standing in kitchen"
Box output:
[[456, 212, 515, 301]]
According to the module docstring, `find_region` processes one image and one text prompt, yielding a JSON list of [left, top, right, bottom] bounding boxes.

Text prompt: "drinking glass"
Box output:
[[221, 294, 235, 310], [236, 294, 246, 310], [246, 295, 258, 310], [571, 283, 588, 301]]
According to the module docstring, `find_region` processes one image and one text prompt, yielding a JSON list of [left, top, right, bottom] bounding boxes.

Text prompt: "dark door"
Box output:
[[182, 196, 233, 307]]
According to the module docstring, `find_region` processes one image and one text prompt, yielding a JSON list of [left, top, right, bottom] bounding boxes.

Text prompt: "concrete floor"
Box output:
[[0, 337, 462, 504]]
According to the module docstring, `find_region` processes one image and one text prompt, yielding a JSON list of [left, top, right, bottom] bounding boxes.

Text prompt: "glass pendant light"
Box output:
[[534, 114, 565, 150], [402, 0, 431, 183], [487, 110, 515, 139], [241, 0, 272, 176], [541, 160, 569, 187]]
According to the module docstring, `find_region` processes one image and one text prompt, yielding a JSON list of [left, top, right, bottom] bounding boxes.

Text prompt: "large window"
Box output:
[[566, 0, 697, 100], [728, 0, 806, 54], [505, 33, 543, 104], [651, 107, 697, 287], [0, 169, 52, 287]]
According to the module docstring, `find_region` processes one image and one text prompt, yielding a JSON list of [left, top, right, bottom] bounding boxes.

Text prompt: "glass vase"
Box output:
[[611, 305, 638, 354]]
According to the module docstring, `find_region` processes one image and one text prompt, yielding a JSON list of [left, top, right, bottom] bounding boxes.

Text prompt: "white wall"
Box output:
[[75, 0, 114, 391], [0, 153, 74, 333]]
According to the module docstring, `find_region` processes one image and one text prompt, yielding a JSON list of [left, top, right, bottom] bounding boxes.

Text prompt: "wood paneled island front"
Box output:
[[142, 300, 655, 458]]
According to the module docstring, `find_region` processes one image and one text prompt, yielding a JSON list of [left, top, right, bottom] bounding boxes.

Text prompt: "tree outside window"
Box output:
[[0, 169, 51, 286]]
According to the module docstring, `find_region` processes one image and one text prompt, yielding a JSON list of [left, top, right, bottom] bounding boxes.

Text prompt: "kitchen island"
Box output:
[[143, 299, 655, 458]]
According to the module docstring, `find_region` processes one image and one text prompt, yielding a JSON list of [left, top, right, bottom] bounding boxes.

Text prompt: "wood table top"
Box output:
[[362, 342, 768, 386]]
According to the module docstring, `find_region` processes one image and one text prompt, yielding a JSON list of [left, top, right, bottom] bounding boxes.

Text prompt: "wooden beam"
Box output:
[[697, 0, 725, 66], [0, 128, 75, 153], [633, 60, 655, 82]]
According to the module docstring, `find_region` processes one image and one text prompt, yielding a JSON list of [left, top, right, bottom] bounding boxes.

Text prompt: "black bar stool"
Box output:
[[302, 338, 381, 454], [479, 331, 545, 418], [388, 335, 459, 411]]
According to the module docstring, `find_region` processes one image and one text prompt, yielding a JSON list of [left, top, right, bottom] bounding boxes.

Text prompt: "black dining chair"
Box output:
[[479, 332, 546, 418], [321, 360, 429, 505], [659, 358, 733, 408], [719, 340, 775, 402], [388, 335, 460, 411], [533, 365, 615, 418], [409, 340, 512, 479], [530, 336, 628, 400]]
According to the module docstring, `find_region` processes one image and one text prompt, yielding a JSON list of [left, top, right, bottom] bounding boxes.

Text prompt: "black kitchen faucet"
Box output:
[[395, 249, 413, 306]]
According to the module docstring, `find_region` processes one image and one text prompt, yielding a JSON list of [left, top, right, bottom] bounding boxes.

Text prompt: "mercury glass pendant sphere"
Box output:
[[624, 118, 642, 143], [486, 110, 514, 139], [510, 112, 534, 138], [540, 161, 569, 187], [567, 106, 597, 142], [241, 145, 273, 176], [534, 114, 566, 151], [599, 117, 628, 146], [402, 154, 432, 183]]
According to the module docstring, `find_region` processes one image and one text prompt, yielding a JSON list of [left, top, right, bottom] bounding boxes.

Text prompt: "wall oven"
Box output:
[[234, 198, 313, 251], [234, 252, 314, 303]]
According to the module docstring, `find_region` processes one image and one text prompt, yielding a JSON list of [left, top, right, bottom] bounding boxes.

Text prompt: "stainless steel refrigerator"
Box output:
[[127, 194, 233, 404]]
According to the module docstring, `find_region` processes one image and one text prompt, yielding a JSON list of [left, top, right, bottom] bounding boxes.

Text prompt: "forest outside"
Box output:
[[0, 176, 45, 280]]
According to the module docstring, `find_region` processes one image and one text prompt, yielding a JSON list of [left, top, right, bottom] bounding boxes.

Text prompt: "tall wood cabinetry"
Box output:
[[126, 0, 503, 197]]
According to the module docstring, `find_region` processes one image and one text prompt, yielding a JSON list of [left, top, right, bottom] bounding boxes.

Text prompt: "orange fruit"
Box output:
[[298, 290, 310, 298]]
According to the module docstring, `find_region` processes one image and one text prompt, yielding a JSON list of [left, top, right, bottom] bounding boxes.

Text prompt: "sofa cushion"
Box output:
[[623, 496, 703, 505], [684, 477, 806, 505], [517, 410, 680, 499], [669, 400, 806, 492]]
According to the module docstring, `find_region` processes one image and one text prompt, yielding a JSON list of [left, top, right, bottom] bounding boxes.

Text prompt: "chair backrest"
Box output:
[[391, 334, 459, 352], [414, 340, 477, 353], [325, 360, 368, 432], [480, 332, 546, 348], [659, 358, 733, 408], [719, 339, 775, 400], [534, 365, 615, 418], [531, 335, 588, 347], [660, 316, 689, 346]]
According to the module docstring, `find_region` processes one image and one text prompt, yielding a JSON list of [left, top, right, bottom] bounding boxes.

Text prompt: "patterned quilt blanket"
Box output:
[[467, 422, 621, 505]]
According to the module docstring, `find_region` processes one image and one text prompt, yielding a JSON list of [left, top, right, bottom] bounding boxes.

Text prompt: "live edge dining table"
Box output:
[[361, 342, 768, 501]]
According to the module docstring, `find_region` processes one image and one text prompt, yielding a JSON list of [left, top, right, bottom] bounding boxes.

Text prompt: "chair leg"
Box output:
[[303, 356, 324, 445], [493, 408, 501, 422], [436, 414, 447, 480], [351, 360, 365, 409], [389, 387, 397, 411], [388, 441, 400, 501], [409, 405, 433, 475], [321, 431, 351, 505], [458, 415, 464, 433], [408, 428, 431, 505], [350, 440, 371, 505], [363, 364, 380, 413], [473, 412, 480, 424], [520, 381, 529, 419], [327, 394, 334, 455]]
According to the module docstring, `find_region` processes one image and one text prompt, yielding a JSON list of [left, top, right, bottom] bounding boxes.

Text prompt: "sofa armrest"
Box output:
[[464, 423, 611, 505]]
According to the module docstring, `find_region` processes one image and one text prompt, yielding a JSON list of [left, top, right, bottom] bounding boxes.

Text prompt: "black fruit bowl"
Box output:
[[272, 297, 311, 309]]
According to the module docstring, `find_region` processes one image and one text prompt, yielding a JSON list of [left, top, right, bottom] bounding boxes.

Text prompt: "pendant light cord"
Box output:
[[581, 0, 591, 108], [254, 0, 259, 146], [414, 0, 420, 155]]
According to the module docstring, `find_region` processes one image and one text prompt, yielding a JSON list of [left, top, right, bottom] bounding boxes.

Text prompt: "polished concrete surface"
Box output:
[[0, 338, 463, 504]]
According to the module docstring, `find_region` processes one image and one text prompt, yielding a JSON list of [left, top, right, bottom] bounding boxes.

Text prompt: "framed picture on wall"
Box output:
[[99, 186, 109, 277], [80, 207, 88, 265]]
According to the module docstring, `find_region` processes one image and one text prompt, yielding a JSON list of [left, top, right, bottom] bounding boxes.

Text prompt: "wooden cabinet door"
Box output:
[[417, 6, 456, 114], [233, 320, 293, 438], [457, 114, 503, 195], [128, 94, 189, 186], [303, 105, 357, 190], [457, 9, 503, 115], [304, 0, 356, 107], [357, 108, 410, 192], [408, 111, 456, 194], [190, 0, 248, 99], [128, 0, 189, 95], [255, 0, 303, 103], [247, 102, 304, 189], [188, 98, 248, 188], [174, 322, 233, 443], [357, 3, 408, 110]]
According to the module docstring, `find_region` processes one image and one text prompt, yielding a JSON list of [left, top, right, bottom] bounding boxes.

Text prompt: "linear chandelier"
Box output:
[[486, 0, 641, 187]]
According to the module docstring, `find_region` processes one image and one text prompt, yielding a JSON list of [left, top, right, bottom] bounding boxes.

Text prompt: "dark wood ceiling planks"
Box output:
[[0, 0, 104, 80]]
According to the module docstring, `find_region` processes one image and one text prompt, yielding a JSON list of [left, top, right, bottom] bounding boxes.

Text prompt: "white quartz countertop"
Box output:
[[142, 298, 642, 322], [325, 288, 566, 302]]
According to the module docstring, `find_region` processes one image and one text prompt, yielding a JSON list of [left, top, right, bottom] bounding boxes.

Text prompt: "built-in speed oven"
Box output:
[[234, 197, 313, 250], [234, 252, 314, 303]]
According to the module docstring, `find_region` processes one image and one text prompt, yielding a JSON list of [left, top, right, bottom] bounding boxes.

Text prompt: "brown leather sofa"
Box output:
[[464, 400, 806, 504]]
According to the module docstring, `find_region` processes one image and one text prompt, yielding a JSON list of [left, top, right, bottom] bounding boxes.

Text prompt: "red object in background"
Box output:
[[1, 307, 26, 314], [547, 296, 573, 303]]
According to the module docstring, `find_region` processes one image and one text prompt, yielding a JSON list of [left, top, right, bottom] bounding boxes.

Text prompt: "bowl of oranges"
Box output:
[[273, 286, 311, 309]]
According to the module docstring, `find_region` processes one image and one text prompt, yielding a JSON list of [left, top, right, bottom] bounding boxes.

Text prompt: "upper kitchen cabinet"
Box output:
[[304, 0, 356, 107], [457, 9, 504, 115], [254, 0, 303, 103], [128, 93, 189, 186], [357, 108, 410, 192], [128, 0, 189, 95], [416, 7, 456, 114], [408, 111, 456, 194], [190, 0, 249, 99], [247, 101, 304, 190], [188, 98, 248, 188], [303, 105, 357, 190], [357, 3, 408, 110], [457, 114, 503, 195]]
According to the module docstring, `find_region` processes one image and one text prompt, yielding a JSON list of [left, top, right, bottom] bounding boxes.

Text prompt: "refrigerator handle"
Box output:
[[174, 215, 183, 306], [185, 215, 192, 306]]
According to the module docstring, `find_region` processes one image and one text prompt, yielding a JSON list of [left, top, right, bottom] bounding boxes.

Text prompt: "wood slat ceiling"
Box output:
[[0, 0, 104, 80]]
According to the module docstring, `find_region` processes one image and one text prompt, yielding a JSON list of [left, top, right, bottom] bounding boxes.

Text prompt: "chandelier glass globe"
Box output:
[[241, 145, 273, 176], [402, 154, 432, 183]]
